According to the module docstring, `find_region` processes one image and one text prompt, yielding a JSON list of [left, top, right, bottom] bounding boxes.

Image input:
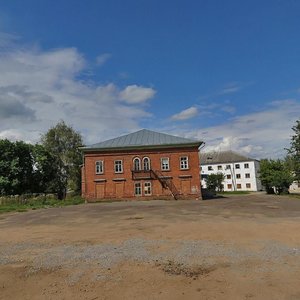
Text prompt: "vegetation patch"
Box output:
[[0, 195, 84, 214]]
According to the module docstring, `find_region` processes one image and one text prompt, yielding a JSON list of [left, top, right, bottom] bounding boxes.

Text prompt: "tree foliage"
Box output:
[[286, 120, 300, 180], [205, 173, 225, 192], [41, 121, 83, 199], [259, 159, 294, 194], [0, 140, 58, 196]]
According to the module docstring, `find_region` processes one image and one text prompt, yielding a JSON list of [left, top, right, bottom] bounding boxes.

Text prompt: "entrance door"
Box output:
[[96, 183, 105, 199], [181, 179, 191, 195], [115, 182, 124, 198]]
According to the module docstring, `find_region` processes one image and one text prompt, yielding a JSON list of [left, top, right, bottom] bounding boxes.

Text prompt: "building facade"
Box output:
[[81, 129, 203, 200], [200, 151, 262, 192]]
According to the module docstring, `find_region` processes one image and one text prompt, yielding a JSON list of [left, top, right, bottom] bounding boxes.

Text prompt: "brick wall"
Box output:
[[82, 146, 201, 201]]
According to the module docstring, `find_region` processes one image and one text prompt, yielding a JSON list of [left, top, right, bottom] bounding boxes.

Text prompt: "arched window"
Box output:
[[143, 157, 151, 171], [133, 157, 141, 171]]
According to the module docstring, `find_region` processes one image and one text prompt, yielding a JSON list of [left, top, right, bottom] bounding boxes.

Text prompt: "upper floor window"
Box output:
[[114, 160, 123, 173], [245, 173, 250, 178], [244, 163, 249, 168], [236, 174, 241, 179], [226, 165, 231, 169], [143, 157, 150, 171], [227, 174, 231, 179], [217, 165, 222, 170], [95, 160, 104, 174], [208, 166, 213, 171], [161, 157, 170, 171], [235, 164, 240, 169], [133, 157, 141, 171], [180, 156, 189, 170]]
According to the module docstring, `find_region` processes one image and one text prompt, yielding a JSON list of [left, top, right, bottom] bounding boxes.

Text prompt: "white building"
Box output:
[[200, 151, 262, 192]]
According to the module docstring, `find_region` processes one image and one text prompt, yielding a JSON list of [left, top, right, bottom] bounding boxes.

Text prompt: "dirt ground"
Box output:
[[0, 193, 300, 300]]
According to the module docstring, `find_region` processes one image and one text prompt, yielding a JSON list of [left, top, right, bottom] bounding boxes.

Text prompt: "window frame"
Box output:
[[95, 160, 104, 174], [235, 164, 240, 169], [226, 174, 231, 179], [133, 157, 141, 171], [245, 173, 251, 178], [161, 157, 170, 171], [244, 163, 249, 168], [114, 160, 123, 173], [246, 183, 251, 189], [143, 157, 151, 171], [217, 165, 222, 170], [208, 166, 213, 171], [180, 156, 189, 170], [144, 181, 152, 196], [236, 173, 241, 179], [134, 182, 142, 196]]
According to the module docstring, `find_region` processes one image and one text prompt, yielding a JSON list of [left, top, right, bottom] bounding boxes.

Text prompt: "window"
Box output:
[[208, 166, 213, 171], [227, 184, 232, 189], [144, 182, 152, 195], [133, 157, 141, 171], [180, 156, 189, 170], [235, 164, 240, 169], [95, 161, 104, 174], [246, 183, 251, 188], [237, 184, 242, 189], [217, 165, 222, 170], [244, 163, 249, 168], [114, 160, 123, 173], [226, 165, 231, 169], [134, 182, 142, 196], [161, 157, 170, 171], [143, 157, 150, 171], [245, 173, 250, 178], [236, 174, 241, 179], [226, 174, 231, 179]]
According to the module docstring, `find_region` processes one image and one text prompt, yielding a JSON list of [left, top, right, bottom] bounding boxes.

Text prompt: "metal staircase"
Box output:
[[150, 170, 179, 200]]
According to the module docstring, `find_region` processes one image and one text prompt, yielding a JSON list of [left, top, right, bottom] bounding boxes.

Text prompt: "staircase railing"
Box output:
[[150, 169, 179, 200]]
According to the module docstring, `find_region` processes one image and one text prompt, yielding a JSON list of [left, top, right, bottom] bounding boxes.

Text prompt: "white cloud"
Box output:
[[0, 45, 154, 145], [186, 99, 300, 159], [171, 106, 198, 121], [119, 85, 156, 104], [96, 53, 111, 66]]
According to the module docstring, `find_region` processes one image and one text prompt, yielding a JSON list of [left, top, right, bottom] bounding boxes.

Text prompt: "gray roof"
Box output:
[[200, 150, 257, 165], [82, 129, 202, 151]]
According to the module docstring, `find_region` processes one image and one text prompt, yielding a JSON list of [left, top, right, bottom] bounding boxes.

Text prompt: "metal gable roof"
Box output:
[[200, 150, 257, 164], [82, 129, 202, 150]]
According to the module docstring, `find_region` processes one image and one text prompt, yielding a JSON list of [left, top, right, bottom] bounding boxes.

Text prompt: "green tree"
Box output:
[[41, 121, 83, 199], [0, 139, 33, 195], [205, 173, 225, 192], [286, 120, 300, 180], [259, 159, 293, 194]]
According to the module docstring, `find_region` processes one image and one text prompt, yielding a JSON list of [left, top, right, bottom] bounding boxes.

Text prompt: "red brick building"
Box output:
[[81, 129, 203, 200]]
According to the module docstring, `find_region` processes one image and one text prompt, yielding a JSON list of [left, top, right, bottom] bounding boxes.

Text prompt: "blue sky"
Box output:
[[0, 0, 299, 158]]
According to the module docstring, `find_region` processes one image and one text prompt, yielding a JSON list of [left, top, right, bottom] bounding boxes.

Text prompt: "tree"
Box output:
[[259, 159, 294, 194], [41, 121, 83, 199], [286, 120, 300, 181], [205, 173, 225, 192]]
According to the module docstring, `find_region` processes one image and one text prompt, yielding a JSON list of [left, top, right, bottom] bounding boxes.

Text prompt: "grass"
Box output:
[[0, 195, 85, 214]]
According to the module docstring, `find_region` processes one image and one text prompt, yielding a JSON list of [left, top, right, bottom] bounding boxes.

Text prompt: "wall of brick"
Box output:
[[82, 146, 201, 201]]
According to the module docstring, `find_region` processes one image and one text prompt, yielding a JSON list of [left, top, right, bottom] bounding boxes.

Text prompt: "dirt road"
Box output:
[[0, 194, 300, 300]]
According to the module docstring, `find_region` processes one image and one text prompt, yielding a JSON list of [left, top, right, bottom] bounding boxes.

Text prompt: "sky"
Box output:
[[0, 0, 299, 159]]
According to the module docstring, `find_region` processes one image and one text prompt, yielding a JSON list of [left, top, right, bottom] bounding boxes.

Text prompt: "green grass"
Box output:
[[217, 191, 251, 195], [0, 196, 85, 214], [287, 193, 300, 200]]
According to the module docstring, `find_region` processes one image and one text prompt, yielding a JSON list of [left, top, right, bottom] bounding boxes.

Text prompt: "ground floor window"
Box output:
[[144, 182, 152, 195], [237, 184, 242, 189], [227, 184, 232, 189], [246, 183, 251, 188], [134, 182, 142, 196]]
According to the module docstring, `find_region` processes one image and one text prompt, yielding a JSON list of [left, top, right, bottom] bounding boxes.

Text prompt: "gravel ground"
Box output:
[[1, 238, 299, 284]]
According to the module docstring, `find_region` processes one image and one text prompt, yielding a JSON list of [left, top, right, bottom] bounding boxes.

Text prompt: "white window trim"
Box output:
[[95, 160, 104, 174], [180, 156, 189, 170], [133, 157, 141, 171], [161, 157, 170, 171], [114, 160, 123, 173], [134, 182, 142, 196], [144, 181, 152, 196], [142, 157, 151, 171]]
